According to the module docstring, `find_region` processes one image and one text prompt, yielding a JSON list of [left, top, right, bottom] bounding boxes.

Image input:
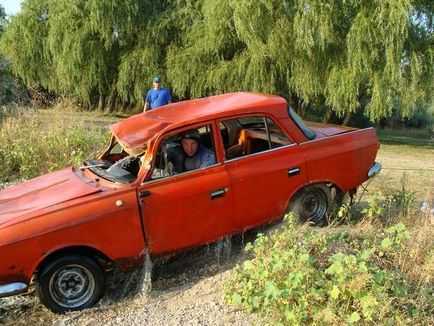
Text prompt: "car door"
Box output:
[[137, 122, 234, 255], [219, 115, 308, 231]]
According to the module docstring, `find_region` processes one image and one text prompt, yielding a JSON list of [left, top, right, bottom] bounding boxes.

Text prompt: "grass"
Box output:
[[370, 130, 434, 198], [0, 106, 113, 185], [377, 128, 433, 144]]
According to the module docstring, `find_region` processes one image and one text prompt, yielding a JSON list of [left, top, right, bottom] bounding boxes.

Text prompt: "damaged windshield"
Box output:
[[83, 139, 146, 184]]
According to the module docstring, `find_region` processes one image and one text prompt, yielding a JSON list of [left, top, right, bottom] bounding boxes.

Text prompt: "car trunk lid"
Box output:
[[307, 122, 357, 139]]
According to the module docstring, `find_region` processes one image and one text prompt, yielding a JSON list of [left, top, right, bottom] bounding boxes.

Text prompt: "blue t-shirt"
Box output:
[[145, 88, 172, 109]]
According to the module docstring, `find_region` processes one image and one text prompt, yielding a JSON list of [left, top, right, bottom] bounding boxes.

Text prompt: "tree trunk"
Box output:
[[322, 106, 333, 123], [105, 82, 117, 113], [98, 92, 106, 112], [125, 101, 136, 113], [342, 111, 352, 126], [299, 100, 307, 117]]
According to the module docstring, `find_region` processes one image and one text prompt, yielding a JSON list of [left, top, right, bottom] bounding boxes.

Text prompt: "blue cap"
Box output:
[[153, 76, 161, 83]]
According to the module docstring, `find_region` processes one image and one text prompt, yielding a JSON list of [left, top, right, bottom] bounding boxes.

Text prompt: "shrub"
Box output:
[[0, 108, 109, 184], [225, 210, 433, 325]]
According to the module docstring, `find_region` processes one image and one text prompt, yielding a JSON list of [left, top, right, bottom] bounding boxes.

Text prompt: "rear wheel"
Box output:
[[289, 184, 332, 225], [333, 187, 358, 206], [36, 255, 104, 313]]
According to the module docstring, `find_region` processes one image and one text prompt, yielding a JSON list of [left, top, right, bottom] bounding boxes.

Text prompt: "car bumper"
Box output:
[[368, 162, 382, 178], [0, 282, 28, 298]]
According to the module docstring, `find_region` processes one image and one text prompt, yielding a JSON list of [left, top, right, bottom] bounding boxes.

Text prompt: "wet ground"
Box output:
[[0, 233, 261, 326]]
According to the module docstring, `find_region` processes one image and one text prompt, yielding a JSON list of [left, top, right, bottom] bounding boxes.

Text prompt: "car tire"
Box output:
[[36, 254, 104, 313], [333, 187, 357, 207], [289, 184, 332, 226]]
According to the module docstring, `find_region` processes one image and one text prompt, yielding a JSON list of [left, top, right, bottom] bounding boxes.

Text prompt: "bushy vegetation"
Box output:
[[0, 107, 109, 184], [225, 191, 433, 325]]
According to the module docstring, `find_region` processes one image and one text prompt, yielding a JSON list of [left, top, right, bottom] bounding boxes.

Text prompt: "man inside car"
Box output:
[[166, 129, 216, 174]]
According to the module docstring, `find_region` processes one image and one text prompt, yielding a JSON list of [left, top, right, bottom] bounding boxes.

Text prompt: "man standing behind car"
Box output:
[[143, 76, 172, 111]]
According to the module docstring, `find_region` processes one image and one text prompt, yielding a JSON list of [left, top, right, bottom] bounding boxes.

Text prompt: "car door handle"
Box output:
[[288, 167, 300, 176], [139, 190, 151, 198], [210, 189, 226, 200]]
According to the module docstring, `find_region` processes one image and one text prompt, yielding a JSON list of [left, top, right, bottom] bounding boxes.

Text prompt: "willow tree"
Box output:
[[46, 0, 141, 111], [167, 0, 433, 122], [1, 0, 150, 111], [0, 5, 6, 35], [0, 0, 55, 91], [0, 4, 10, 105], [116, 1, 173, 106], [1, 0, 432, 119]]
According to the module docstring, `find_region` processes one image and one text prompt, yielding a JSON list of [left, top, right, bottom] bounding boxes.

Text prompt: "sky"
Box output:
[[0, 0, 22, 16]]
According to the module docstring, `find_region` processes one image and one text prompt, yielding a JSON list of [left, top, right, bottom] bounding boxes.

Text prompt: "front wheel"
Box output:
[[289, 184, 332, 225], [36, 255, 104, 313]]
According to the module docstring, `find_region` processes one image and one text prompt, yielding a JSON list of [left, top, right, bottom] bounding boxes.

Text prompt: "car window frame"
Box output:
[[288, 105, 316, 140], [216, 113, 296, 163], [142, 120, 223, 184]]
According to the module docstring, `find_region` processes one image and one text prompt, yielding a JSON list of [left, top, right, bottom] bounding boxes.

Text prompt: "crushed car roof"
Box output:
[[110, 92, 286, 151]]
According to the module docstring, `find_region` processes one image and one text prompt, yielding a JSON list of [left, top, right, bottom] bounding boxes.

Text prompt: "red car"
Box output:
[[0, 92, 381, 312]]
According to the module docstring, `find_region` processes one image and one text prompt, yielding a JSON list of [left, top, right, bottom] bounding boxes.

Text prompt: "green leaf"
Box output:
[[381, 237, 392, 249], [373, 271, 385, 285], [243, 260, 254, 270], [348, 312, 361, 323], [360, 294, 377, 309], [291, 272, 304, 288], [358, 261, 368, 273], [232, 293, 242, 305], [330, 285, 340, 299], [359, 250, 372, 261], [393, 284, 407, 298], [284, 305, 296, 322], [251, 296, 261, 308], [408, 305, 419, 317], [299, 253, 310, 262], [264, 281, 280, 298], [244, 242, 253, 252]]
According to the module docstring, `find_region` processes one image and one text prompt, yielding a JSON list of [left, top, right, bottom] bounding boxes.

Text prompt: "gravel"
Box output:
[[0, 236, 261, 326]]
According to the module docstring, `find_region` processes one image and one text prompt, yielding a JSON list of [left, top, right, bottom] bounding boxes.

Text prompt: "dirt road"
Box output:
[[0, 237, 260, 326]]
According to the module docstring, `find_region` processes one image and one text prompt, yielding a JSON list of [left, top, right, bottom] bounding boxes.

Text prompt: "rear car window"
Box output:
[[288, 106, 316, 140], [221, 116, 292, 160]]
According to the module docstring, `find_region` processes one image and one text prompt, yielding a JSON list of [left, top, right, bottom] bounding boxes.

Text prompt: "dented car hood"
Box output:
[[0, 168, 100, 228]]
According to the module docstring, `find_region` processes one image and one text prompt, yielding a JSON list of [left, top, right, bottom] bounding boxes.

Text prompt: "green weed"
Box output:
[[0, 108, 109, 184], [225, 203, 433, 325]]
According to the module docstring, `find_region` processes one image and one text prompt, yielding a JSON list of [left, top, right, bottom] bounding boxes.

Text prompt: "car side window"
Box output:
[[151, 124, 217, 179], [221, 116, 292, 160]]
